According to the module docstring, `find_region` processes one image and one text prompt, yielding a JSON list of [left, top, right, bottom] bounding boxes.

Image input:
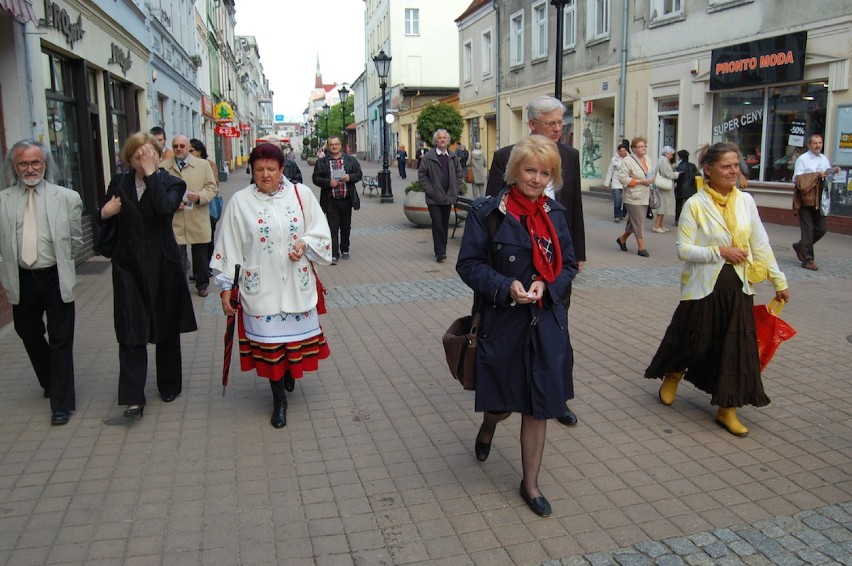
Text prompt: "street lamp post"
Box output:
[[373, 49, 393, 203], [308, 118, 314, 155], [551, 0, 567, 102], [322, 103, 330, 152], [338, 85, 350, 153]]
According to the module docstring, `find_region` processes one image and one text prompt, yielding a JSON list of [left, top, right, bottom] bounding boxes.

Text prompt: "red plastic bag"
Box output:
[[753, 299, 796, 371]]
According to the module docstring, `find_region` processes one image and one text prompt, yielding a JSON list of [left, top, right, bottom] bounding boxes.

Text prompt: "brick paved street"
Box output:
[[0, 161, 850, 565]]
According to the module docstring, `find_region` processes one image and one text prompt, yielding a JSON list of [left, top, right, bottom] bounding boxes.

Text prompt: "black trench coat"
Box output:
[[101, 169, 197, 346]]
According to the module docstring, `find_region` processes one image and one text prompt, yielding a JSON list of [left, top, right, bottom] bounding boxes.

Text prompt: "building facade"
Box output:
[[363, 0, 461, 166], [470, 0, 851, 230], [0, 0, 274, 326]]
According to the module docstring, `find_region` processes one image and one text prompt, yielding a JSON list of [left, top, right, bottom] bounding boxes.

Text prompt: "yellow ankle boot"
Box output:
[[715, 407, 749, 437], [658, 371, 684, 406]]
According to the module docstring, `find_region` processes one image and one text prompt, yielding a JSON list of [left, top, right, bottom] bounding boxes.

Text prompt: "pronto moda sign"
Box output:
[[710, 31, 807, 91]]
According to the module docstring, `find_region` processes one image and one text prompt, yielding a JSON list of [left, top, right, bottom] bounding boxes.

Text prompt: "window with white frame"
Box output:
[[651, 0, 683, 20], [481, 29, 493, 77], [532, 1, 548, 59], [563, 0, 576, 49], [509, 10, 524, 66], [463, 40, 472, 83], [587, 0, 610, 41], [404, 8, 419, 36]]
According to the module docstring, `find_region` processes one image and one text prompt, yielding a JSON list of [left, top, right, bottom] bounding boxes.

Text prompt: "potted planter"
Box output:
[[306, 156, 318, 166], [403, 181, 467, 227]]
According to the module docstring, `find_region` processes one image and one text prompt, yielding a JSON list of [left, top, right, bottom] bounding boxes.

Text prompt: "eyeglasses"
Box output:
[[15, 160, 44, 170], [633, 145, 647, 149], [532, 118, 564, 129]]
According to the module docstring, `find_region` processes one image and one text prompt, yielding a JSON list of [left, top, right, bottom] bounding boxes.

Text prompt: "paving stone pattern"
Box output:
[[0, 164, 850, 565]]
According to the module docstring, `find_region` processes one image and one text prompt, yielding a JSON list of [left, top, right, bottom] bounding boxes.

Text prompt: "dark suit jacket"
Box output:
[[486, 141, 585, 262]]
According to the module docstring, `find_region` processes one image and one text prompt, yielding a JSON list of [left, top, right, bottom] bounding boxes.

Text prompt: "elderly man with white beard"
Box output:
[[0, 139, 83, 425]]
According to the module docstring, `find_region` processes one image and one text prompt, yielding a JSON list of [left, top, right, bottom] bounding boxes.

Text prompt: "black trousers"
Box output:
[[796, 206, 827, 262], [14, 266, 76, 412], [326, 198, 352, 258], [207, 218, 218, 268], [183, 243, 210, 289], [118, 339, 182, 406], [428, 204, 451, 257]]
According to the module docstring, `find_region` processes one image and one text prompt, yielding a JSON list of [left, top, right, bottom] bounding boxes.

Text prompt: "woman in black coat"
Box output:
[[456, 135, 578, 517], [674, 149, 698, 225], [99, 132, 197, 417]]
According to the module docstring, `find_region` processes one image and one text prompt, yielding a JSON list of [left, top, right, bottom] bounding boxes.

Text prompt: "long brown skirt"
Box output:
[[645, 265, 769, 408]]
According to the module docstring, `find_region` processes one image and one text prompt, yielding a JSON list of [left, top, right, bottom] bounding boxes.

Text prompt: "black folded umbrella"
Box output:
[[222, 264, 241, 395]]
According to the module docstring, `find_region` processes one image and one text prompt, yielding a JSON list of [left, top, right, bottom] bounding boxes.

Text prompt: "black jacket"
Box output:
[[486, 141, 586, 262], [674, 160, 698, 200], [312, 153, 363, 212], [418, 149, 463, 206], [284, 159, 303, 184], [101, 169, 197, 345]]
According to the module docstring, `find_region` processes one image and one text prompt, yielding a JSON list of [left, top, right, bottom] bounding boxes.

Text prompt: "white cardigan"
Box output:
[[676, 189, 787, 301], [211, 181, 332, 315]]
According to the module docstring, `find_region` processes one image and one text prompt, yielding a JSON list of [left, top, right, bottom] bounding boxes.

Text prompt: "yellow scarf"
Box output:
[[704, 184, 767, 283]]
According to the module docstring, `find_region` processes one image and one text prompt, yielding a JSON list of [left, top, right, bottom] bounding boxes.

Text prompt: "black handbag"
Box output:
[[442, 313, 479, 391], [350, 185, 361, 210], [95, 220, 118, 258]]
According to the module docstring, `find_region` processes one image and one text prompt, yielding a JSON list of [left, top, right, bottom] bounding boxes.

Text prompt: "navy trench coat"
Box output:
[[101, 169, 197, 346], [456, 192, 578, 419]]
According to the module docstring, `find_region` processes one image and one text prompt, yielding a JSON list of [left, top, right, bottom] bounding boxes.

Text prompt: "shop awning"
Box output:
[[0, 0, 38, 24]]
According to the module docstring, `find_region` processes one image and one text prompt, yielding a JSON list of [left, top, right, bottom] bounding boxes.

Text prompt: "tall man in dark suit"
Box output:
[[0, 140, 83, 425], [485, 95, 585, 426]]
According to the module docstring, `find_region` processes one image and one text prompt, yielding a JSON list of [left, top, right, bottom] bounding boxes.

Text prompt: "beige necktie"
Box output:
[[22, 187, 38, 266]]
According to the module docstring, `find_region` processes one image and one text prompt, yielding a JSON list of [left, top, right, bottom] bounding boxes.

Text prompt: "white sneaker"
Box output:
[[652, 227, 666, 233]]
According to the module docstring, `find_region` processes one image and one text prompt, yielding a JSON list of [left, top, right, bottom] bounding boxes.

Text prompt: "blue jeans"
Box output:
[[613, 189, 626, 219]]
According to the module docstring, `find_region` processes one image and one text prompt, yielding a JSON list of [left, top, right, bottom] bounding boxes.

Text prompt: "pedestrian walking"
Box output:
[[0, 139, 83, 425]]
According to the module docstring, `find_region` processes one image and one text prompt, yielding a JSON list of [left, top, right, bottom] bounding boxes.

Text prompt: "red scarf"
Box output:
[[505, 187, 562, 283]]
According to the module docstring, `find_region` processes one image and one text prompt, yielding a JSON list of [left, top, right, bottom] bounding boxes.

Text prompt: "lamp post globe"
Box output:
[[372, 49, 393, 203]]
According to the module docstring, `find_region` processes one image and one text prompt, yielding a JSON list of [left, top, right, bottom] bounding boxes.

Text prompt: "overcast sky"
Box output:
[[234, 1, 367, 122]]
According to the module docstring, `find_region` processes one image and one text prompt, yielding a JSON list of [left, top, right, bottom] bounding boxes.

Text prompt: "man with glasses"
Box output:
[[162, 134, 218, 296], [0, 140, 83, 425], [312, 136, 363, 265], [486, 95, 585, 427]]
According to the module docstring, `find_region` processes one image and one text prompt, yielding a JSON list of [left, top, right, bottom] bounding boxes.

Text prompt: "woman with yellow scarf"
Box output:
[[645, 142, 790, 436]]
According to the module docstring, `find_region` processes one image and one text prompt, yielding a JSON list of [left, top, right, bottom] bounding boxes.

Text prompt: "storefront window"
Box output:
[[468, 117, 480, 147], [110, 79, 129, 171], [712, 82, 828, 182], [43, 51, 82, 194]]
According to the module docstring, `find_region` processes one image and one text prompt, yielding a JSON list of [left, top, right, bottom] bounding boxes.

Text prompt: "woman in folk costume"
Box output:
[[645, 142, 790, 437], [211, 143, 332, 428], [457, 135, 578, 517]]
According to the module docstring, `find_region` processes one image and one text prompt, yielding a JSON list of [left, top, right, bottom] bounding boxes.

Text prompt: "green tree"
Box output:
[[416, 103, 464, 146]]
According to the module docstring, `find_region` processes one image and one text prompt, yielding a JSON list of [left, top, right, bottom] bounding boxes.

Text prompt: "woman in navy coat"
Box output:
[[456, 135, 578, 517]]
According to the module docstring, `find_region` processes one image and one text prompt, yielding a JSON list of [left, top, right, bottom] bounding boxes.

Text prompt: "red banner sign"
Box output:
[[239, 122, 252, 131], [215, 125, 241, 138]]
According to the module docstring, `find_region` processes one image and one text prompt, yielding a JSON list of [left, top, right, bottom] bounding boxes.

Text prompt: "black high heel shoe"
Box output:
[[475, 424, 492, 462], [124, 404, 145, 418]]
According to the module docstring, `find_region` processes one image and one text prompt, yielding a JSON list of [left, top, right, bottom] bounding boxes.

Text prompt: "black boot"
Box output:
[[269, 379, 288, 428]]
